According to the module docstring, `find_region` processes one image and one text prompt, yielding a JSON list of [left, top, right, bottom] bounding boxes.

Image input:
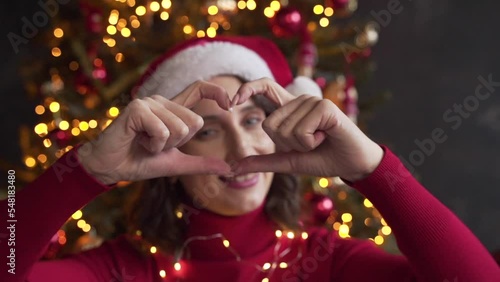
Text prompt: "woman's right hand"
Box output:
[[77, 81, 234, 185]]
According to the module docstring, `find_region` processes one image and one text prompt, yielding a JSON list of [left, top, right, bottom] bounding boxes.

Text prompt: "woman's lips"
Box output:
[[219, 173, 259, 189]]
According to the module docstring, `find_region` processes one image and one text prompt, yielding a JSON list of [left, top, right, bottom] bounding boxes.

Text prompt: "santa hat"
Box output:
[[133, 36, 322, 100]]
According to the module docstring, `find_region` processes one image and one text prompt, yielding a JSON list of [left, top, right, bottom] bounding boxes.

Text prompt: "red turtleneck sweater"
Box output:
[[0, 146, 498, 282]]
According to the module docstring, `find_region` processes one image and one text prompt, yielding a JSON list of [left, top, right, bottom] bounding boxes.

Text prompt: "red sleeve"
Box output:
[[335, 145, 500, 281], [0, 146, 113, 282]]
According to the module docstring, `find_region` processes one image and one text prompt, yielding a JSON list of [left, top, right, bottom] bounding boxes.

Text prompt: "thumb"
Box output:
[[144, 149, 232, 177], [232, 152, 303, 175]]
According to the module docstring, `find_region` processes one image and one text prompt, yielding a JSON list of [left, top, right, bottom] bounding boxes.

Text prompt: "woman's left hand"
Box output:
[[231, 78, 384, 183]]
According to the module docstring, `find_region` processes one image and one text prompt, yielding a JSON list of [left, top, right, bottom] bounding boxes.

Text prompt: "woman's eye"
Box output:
[[196, 128, 217, 139], [245, 117, 263, 126]]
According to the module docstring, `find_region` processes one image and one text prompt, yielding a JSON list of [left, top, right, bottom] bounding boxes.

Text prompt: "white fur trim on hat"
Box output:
[[136, 42, 275, 99], [285, 76, 322, 98]]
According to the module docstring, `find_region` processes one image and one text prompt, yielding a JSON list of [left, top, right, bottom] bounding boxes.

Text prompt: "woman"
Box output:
[[1, 36, 498, 282]]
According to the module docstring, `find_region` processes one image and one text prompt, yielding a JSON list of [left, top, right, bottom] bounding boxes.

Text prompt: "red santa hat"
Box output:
[[133, 36, 322, 100]]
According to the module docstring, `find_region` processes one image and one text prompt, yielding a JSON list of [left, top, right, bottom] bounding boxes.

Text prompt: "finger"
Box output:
[[232, 152, 301, 175], [171, 80, 232, 111], [262, 95, 312, 152], [126, 99, 170, 153], [276, 96, 324, 152], [149, 95, 204, 147], [144, 97, 191, 150], [145, 148, 232, 177], [235, 78, 296, 107]]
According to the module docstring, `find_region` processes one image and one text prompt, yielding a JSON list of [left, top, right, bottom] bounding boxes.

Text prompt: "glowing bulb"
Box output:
[[115, 53, 124, 62], [136, 6, 146, 16], [37, 154, 47, 163], [247, 0, 256, 10], [313, 5, 324, 15], [301, 232, 308, 240], [264, 7, 275, 18], [77, 219, 86, 228], [69, 61, 79, 71], [363, 198, 373, 208], [197, 30, 205, 37], [107, 38, 116, 47], [150, 246, 157, 253], [89, 120, 98, 128], [49, 101, 60, 112], [79, 121, 89, 131], [381, 218, 387, 225], [319, 17, 329, 27], [286, 231, 294, 239], [159, 270, 166, 278], [208, 5, 218, 15], [338, 224, 350, 238], [381, 226, 392, 235], [82, 224, 91, 232], [318, 177, 329, 188], [183, 25, 193, 34], [275, 230, 282, 238], [263, 262, 271, 270], [174, 262, 181, 271], [374, 235, 384, 245], [59, 120, 69, 130], [72, 210, 82, 220], [109, 107, 120, 117], [341, 213, 352, 222], [43, 138, 52, 148], [117, 18, 127, 28], [107, 25, 117, 35], [34, 123, 48, 135], [237, 0, 246, 9], [176, 211, 183, 218], [121, 27, 131, 37], [206, 27, 216, 38], [333, 222, 341, 230], [161, 0, 172, 9], [127, 0, 136, 7], [25, 157, 36, 168], [279, 262, 288, 268], [160, 11, 169, 20], [150, 1, 160, 12], [324, 7, 334, 17], [51, 47, 62, 57], [54, 28, 64, 38], [262, 278, 269, 282], [131, 19, 140, 28], [270, 1, 280, 11], [223, 240, 230, 248]]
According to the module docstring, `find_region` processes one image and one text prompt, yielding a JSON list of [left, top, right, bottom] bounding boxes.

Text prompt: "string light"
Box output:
[[82, 224, 91, 232], [136, 6, 146, 16], [150, 1, 160, 12], [72, 210, 83, 220], [222, 240, 230, 248], [51, 47, 62, 57], [337, 190, 347, 200], [381, 226, 392, 235], [25, 157, 36, 168], [89, 120, 98, 128], [246, 0, 256, 10], [131, 18, 141, 27], [363, 198, 373, 208], [341, 213, 352, 222], [53, 28, 64, 38], [121, 27, 131, 37], [264, 7, 275, 18], [196, 30, 205, 37], [374, 235, 384, 245], [324, 7, 334, 17], [79, 121, 89, 131], [77, 219, 86, 228], [318, 177, 329, 188], [115, 53, 124, 62], [262, 278, 269, 282], [174, 262, 181, 271], [313, 5, 324, 15], [381, 218, 387, 225], [43, 138, 52, 148], [109, 107, 120, 117], [71, 127, 81, 136], [37, 154, 47, 163], [69, 61, 79, 71], [286, 231, 294, 239], [319, 17, 329, 27], [59, 120, 69, 130], [206, 27, 216, 38], [207, 5, 218, 15], [109, 10, 119, 25], [270, 1, 280, 11], [117, 18, 127, 28], [150, 246, 157, 253], [159, 270, 166, 278], [237, 0, 246, 9], [183, 25, 194, 34], [107, 38, 116, 47], [301, 232, 308, 240], [161, 0, 172, 9], [279, 262, 288, 268], [127, 0, 136, 7], [262, 262, 271, 270], [175, 210, 183, 218], [34, 123, 48, 135], [49, 101, 60, 112], [275, 230, 282, 238], [160, 11, 169, 20], [107, 25, 117, 35]]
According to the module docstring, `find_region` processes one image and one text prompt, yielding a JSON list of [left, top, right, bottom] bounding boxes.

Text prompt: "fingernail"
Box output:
[[228, 107, 233, 113]]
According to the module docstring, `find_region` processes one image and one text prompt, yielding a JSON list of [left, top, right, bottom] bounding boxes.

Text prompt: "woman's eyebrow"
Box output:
[[201, 105, 260, 121]]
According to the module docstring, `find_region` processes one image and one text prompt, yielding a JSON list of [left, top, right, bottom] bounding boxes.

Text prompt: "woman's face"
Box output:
[[178, 76, 276, 216]]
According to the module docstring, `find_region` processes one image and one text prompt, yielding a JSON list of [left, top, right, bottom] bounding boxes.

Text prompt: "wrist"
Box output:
[[77, 143, 117, 185], [343, 143, 384, 183]]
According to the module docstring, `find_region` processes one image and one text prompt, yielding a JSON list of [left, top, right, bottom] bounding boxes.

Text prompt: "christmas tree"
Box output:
[[7, 0, 398, 257]]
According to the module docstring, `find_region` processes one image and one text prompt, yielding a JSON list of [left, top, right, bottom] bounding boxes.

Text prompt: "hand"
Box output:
[[77, 81, 234, 185], [231, 78, 384, 182]]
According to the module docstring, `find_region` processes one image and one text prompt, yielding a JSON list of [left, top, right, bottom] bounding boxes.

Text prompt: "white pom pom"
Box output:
[[285, 76, 323, 98]]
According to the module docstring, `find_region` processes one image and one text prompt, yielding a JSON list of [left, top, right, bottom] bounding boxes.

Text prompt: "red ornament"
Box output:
[[48, 129, 71, 147], [270, 7, 305, 38], [310, 194, 335, 224]]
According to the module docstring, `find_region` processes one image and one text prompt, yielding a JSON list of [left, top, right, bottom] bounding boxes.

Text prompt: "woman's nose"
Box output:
[[225, 129, 254, 163]]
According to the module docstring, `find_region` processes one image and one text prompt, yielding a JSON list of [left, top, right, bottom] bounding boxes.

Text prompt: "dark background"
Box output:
[[1, 0, 499, 251]]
